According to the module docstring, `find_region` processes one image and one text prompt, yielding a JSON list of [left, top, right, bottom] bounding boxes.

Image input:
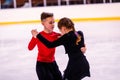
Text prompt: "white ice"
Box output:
[[0, 21, 120, 80]]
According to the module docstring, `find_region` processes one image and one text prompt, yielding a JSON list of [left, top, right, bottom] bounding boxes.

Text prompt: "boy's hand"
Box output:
[[31, 29, 39, 38], [81, 47, 87, 54]]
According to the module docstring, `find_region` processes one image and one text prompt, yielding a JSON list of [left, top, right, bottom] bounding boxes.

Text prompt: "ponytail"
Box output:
[[58, 17, 81, 45], [75, 32, 81, 45]]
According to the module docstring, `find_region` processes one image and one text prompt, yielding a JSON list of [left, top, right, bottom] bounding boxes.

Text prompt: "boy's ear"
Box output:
[[41, 21, 44, 25]]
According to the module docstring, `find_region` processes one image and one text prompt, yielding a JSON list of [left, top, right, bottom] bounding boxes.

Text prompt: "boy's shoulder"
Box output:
[[52, 31, 61, 37], [53, 31, 60, 34], [39, 31, 61, 36]]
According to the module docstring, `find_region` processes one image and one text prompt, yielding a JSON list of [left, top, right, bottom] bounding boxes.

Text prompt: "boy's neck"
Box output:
[[43, 29, 53, 33]]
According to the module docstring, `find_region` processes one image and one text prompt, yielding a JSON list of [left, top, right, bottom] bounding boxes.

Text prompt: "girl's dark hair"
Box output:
[[58, 17, 75, 31], [58, 17, 81, 45], [41, 12, 53, 21]]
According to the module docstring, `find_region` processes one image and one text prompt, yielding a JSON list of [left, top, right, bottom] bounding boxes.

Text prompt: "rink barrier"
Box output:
[[0, 3, 120, 26], [0, 17, 120, 26]]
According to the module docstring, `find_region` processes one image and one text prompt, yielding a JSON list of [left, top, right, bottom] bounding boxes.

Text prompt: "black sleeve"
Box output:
[[36, 34, 65, 48], [77, 30, 85, 47]]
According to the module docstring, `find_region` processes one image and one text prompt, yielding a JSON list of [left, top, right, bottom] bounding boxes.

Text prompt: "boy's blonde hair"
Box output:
[[41, 12, 53, 21]]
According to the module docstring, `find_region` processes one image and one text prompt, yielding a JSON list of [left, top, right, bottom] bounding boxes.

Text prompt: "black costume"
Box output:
[[36, 31, 90, 80]]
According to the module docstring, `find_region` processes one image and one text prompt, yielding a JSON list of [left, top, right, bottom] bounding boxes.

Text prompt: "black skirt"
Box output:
[[63, 54, 90, 80]]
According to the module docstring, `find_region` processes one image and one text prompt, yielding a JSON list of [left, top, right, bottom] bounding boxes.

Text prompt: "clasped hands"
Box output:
[[31, 29, 39, 38]]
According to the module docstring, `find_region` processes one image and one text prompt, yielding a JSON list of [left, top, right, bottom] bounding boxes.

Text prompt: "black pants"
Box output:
[[36, 61, 62, 80]]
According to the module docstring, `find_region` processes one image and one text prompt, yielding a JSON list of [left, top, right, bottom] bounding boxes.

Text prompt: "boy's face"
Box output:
[[42, 17, 55, 33]]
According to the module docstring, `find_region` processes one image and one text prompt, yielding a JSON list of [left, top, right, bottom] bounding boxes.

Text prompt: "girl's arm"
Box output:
[[36, 33, 64, 48], [31, 29, 63, 48], [77, 31, 87, 53], [77, 30, 85, 47]]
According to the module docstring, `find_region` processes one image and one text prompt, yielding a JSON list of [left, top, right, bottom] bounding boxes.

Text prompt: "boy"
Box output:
[[28, 12, 62, 80]]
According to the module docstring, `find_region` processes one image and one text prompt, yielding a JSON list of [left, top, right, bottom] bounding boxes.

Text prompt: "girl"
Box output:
[[32, 17, 90, 80]]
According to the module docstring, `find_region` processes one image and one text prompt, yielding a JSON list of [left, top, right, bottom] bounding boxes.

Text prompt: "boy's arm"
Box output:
[[81, 45, 87, 54], [28, 37, 37, 50]]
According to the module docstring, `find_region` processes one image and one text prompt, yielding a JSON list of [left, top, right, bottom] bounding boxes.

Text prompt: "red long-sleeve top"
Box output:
[[28, 31, 60, 62]]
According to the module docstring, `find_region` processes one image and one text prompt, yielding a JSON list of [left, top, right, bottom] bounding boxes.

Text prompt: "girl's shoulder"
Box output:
[[77, 30, 83, 35]]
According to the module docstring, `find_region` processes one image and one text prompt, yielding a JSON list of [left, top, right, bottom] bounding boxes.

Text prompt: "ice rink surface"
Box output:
[[0, 21, 120, 80]]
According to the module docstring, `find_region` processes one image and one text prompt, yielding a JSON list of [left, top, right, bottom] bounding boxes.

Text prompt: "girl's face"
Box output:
[[59, 26, 73, 35], [42, 17, 55, 33], [59, 26, 67, 35]]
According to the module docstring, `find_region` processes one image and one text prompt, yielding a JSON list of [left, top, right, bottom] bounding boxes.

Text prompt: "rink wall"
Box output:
[[0, 3, 120, 25]]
